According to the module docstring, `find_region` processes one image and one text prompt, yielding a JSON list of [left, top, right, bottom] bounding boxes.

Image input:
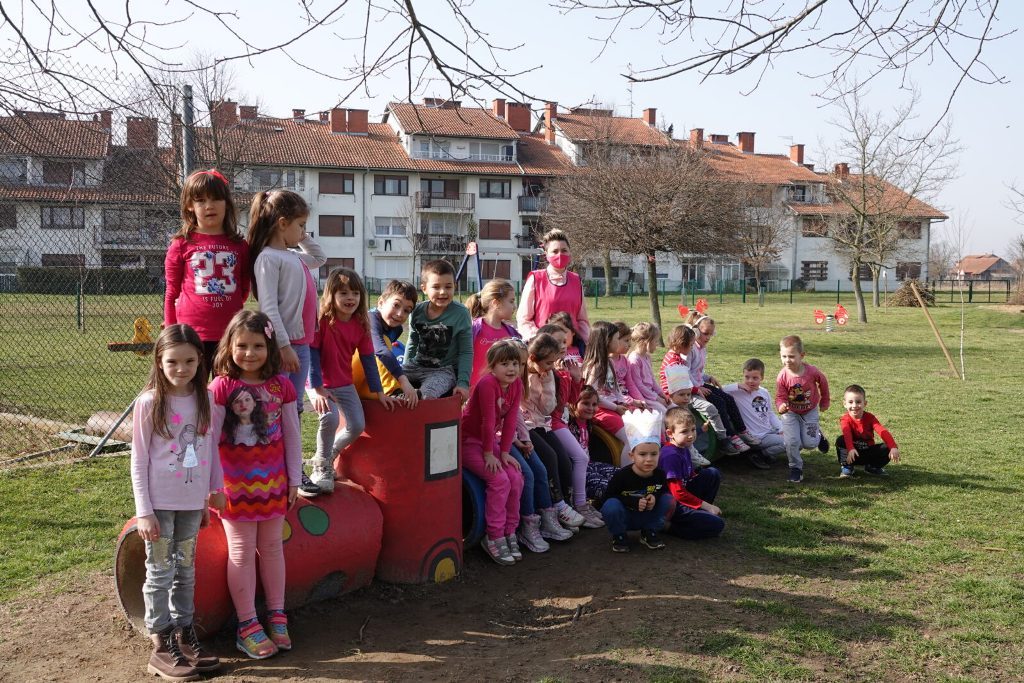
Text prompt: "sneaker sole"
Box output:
[[296, 489, 320, 498], [518, 540, 550, 553], [235, 641, 278, 660], [612, 545, 631, 553], [640, 539, 666, 550], [147, 664, 201, 682]]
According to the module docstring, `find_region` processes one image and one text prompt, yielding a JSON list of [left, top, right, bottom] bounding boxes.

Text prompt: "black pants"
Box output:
[[704, 385, 747, 435], [835, 436, 892, 468], [530, 428, 573, 504]]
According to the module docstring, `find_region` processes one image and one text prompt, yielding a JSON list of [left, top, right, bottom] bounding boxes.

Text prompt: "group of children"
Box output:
[[132, 170, 901, 680]]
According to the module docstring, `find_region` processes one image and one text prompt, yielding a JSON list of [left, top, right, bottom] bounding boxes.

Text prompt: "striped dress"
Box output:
[[210, 374, 297, 521]]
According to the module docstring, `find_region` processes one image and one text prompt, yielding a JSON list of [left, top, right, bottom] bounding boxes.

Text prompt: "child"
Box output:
[[517, 229, 590, 342], [723, 359, 786, 467], [611, 321, 647, 410], [660, 407, 725, 540], [523, 333, 591, 530], [403, 260, 473, 401], [247, 189, 326, 406], [599, 410, 672, 553], [627, 322, 670, 418], [461, 339, 526, 565], [836, 384, 900, 477], [776, 334, 831, 483], [467, 278, 519, 388], [570, 386, 617, 504], [308, 268, 399, 493], [353, 279, 419, 406], [131, 324, 225, 680], [164, 169, 250, 373], [582, 321, 635, 466], [546, 311, 585, 363], [663, 365, 712, 467], [210, 310, 302, 659]]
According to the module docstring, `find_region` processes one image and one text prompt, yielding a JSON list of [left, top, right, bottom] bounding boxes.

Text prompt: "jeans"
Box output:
[[757, 431, 787, 459], [600, 495, 673, 537], [314, 384, 365, 464], [667, 468, 725, 540], [403, 364, 456, 399], [780, 407, 820, 470], [287, 343, 310, 416], [509, 445, 551, 515], [142, 509, 203, 634]]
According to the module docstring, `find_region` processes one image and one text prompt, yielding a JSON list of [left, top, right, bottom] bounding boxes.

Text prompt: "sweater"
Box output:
[[461, 373, 522, 454], [522, 370, 557, 431], [775, 363, 830, 415], [840, 412, 897, 451], [600, 465, 668, 511], [404, 300, 474, 388], [163, 233, 250, 341], [659, 443, 705, 509], [252, 237, 326, 348], [626, 351, 662, 402], [309, 316, 382, 392]]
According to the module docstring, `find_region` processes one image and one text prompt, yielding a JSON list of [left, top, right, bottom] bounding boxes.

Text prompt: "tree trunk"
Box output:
[[851, 264, 868, 323], [602, 249, 614, 297], [870, 266, 881, 307], [647, 254, 663, 343]]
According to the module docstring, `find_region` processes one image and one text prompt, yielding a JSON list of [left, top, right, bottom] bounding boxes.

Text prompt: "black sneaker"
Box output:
[[787, 467, 804, 483], [747, 450, 772, 470], [611, 534, 631, 553], [818, 432, 830, 453], [297, 473, 321, 498], [864, 465, 888, 476], [640, 530, 666, 550]]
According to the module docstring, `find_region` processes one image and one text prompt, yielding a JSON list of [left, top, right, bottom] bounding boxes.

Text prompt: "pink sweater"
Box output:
[[776, 363, 830, 415], [461, 373, 522, 454], [163, 233, 250, 341], [626, 351, 662, 402]]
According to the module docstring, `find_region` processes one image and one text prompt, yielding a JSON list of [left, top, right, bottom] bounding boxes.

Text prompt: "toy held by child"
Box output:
[[599, 409, 673, 553], [776, 335, 831, 484], [131, 324, 225, 680], [209, 310, 302, 659], [660, 407, 725, 540], [836, 384, 900, 478]]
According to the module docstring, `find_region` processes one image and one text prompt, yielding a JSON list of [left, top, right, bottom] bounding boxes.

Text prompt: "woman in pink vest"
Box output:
[[516, 229, 591, 343]]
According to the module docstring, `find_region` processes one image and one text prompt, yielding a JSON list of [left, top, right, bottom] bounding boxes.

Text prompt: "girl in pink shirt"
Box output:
[[582, 321, 634, 466], [546, 311, 584, 363], [466, 278, 520, 388], [516, 229, 590, 341], [164, 169, 250, 374], [627, 322, 670, 418], [131, 324, 225, 679]]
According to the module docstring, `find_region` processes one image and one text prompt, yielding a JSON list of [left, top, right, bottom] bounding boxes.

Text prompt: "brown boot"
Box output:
[[147, 627, 200, 682], [176, 623, 221, 672]]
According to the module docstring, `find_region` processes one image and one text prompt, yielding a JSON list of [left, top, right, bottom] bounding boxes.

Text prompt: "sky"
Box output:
[[6, 1, 1023, 255]]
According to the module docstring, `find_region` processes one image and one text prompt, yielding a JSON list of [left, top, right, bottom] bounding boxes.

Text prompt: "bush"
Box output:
[[15, 267, 158, 295]]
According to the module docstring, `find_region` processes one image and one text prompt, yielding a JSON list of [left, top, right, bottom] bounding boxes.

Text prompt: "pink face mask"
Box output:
[[547, 252, 571, 270]]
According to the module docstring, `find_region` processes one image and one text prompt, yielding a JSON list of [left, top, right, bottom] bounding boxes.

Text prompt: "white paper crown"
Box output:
[[665, 364, 693, 395], [621, 409, 664, 451]]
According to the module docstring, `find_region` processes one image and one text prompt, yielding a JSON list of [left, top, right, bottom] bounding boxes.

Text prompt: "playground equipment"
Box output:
[[814, 305, 849, 331]]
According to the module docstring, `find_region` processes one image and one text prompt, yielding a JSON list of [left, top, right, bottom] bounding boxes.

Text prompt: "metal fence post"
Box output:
[[789, 280, 794, 305], [718, 279, 724, 304], [594, 282, 599, 309], [968, 280, 973, 303], [628, 280, 634, 308], [836, 279, 840, 304]]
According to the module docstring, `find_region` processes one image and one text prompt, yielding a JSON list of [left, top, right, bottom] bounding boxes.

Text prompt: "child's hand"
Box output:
[[136, 515, 160, 542], [310, 388, 332, 415], [778, 402, 789, 414], [702, 422, 710, 432], [514, 439, 534, 456], [453, 386, 469, 403], [659, 395, 671, 407], [697, 386, 711, 398], [288, 486, 299, 509], [889, 447, 900, 463], [616, 405, 627, 415], [398, 377, 419, 409], [483, 452, 501, 473], [501, 452, 521, 471], [208, 491, 226, 512], [638, 494, 656, 511], [702, 501, 722, 516], [634, 399, 647, 409], [201, 507, 211, 528], [846, 448, 859, 464], [378, 393, 399, 411], [707, 375, 720, 388], [280, 345, 300, 373]]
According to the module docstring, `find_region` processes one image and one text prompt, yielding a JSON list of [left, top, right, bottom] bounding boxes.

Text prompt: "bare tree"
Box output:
[[545, 143, 743, 334], [1008, 183, 1024, 224], [738, 200, 793, 303], [819, 86, 958, 323], [928, 239, 958, 281]]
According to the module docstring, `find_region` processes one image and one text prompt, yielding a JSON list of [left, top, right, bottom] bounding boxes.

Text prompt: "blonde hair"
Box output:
[[466, 278, 514, 318], [630, 321, 660, 354], [320, 267, 369, 331], [780, 334, 804, 353], [664, 406, 696, 432]]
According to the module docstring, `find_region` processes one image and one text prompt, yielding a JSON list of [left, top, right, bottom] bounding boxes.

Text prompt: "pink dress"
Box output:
[[529, 269, 584, 337]]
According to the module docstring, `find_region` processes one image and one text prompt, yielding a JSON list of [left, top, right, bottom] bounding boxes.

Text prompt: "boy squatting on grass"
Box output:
[[836, 384, 901, 478]]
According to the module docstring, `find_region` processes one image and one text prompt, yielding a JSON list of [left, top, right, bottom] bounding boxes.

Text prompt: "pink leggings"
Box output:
[[221, 517, 286, 622], [463, 437, 523, 540], [552, 427, 590, 506]]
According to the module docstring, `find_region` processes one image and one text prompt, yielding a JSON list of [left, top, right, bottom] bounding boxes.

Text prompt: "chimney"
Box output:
[[491, 98, 506, 119], [211, 100, 238, 129], [689, 128, 704, 149], [319, 111, 329, 124], [834, 162, 850, 179], [544, 102, 558, 145], [292, 108, 305, 122], [239, 105, 258, 121], [505, 102, 531, 132], [642, 107, 657, 126], [737, 131, 755, 154], [330, 108, 347, 134], [347, 109, 369, 135], [710, 133, 729, 144], [126, 116, 158, 149], [790, 144, 804, 165], [423, 97, 443, 107], [97, 110, 112, 132]]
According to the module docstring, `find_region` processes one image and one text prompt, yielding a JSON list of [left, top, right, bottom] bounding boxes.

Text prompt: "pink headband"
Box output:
[[199, 169, 228, 185]]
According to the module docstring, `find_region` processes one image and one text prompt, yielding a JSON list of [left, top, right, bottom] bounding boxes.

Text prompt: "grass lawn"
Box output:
[[2, 295, 1023, 679]]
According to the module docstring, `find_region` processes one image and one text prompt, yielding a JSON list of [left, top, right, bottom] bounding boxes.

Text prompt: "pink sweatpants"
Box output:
[[463, 437, 524, 540], [221, 517, 286, 622]]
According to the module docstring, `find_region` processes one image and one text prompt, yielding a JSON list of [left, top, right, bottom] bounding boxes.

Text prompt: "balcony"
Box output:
[[411, 150, 515, 163], [415, 192, 475, 211], [518, 196, 549, 213], [516, 234, 538, 249], [415, 233, 467, 253], [100, 226, 172, 249]]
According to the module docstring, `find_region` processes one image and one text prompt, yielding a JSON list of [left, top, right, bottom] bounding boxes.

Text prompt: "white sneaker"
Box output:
[[505, 534, 523, 561], [691, 451, 712, 468], [557, 502, 586, 529], [308, 457, 335, 493], [517, 515, 550, 553], [729, 435, 751, 453], [539, 508, 573, 541], [574, 503, 605, 528], [738, 430, 761, 446], [481, 536, 515, 565]]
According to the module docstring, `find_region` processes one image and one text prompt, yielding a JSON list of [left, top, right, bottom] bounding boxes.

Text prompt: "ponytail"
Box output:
[[246, 189, 309, 300]]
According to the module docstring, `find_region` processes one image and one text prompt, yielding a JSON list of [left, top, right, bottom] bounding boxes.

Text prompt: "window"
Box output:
[[0, 157, 27, 184], [102, 207, 143, 229], [41, 253, 85, 267], [319, 215, 355, 237], [854, 264, 872, 280], [374, 216, 408, 237], [319, 172, 354, 195], [249, 168, 305, 191], [0, 204, 15, 230], [787, 185, 807, 202], [42, 161, 86, 186], [420, 216, 460, 234], [802, 218, 827, 237], [481, 259, 511, 279], [479, 179, 511, 199], [321, 257, 355, 280], [41, 206, 85, 230], [591, 266, 605, 278], [478, 219, 510, 240], [898, 220, 922, 239], [801, 260, 829, 281], [420, 178, 459, 197], [896, 261, 922, 280], [374, 175, 408, 196]]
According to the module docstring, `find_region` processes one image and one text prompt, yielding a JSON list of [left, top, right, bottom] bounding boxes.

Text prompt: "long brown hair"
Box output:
[[213, 310, 282, 380], [246, 189, 309, 300], [145, 324, 211, 439], [320, 267, 370, 331], [223, 385, 269, 444], [175, 169, 240, 241], [527, 332, 563, 406], [581, 320, 617, 392]]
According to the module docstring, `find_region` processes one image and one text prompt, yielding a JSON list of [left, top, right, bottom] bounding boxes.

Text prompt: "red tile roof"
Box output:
[[551, 112, 671, 147], [0, 114, 109, 159], [516, 134, 576, 176], [954, 254, 1013, 276], [695, 141, 822, 184], [788, 173, 947, 219], [386, 102, 518, 140]]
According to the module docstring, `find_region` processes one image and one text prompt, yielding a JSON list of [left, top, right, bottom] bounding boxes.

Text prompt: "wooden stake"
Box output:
[[910, 282, 961, 378]]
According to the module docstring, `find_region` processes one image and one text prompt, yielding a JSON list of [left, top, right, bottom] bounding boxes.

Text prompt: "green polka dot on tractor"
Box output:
[[298, 504, 330, 536]]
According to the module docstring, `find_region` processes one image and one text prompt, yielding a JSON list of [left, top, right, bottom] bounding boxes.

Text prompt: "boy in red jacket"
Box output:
[[836, 384, 901, 478]]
